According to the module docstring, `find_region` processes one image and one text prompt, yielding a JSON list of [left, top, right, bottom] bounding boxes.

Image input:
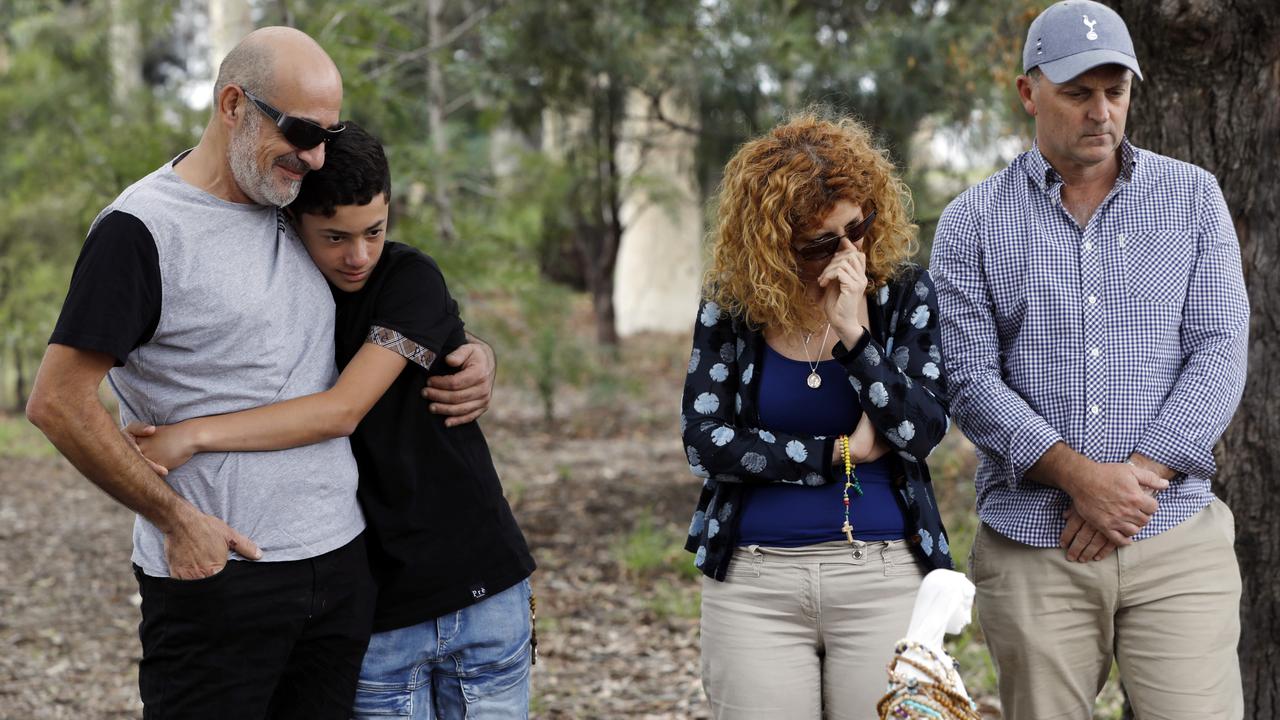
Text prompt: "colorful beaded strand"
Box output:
[[840, 435, 862, 544]]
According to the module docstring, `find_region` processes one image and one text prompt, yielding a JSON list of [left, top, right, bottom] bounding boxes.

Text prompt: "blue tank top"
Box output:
[[737, 344, 907, 546]]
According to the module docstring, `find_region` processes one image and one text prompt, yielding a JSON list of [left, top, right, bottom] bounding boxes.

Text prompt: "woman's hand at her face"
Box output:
[[817, 237, 869, 347]]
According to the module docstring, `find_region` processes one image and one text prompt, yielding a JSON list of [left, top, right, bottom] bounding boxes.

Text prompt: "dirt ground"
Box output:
[[0, 333, 1008, 719], [0, 438, 709, 718], [0, 339, 714, 719]]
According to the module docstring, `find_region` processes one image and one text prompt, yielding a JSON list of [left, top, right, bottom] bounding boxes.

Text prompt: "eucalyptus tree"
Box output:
[[1109, 0, 1280, 715]]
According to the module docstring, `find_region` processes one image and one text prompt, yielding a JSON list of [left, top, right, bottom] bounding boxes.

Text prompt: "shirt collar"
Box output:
[[1024, 137, 1140, 191]]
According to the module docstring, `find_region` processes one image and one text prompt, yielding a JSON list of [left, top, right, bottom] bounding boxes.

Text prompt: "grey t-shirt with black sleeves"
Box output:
[[52, 154, 364, 577]]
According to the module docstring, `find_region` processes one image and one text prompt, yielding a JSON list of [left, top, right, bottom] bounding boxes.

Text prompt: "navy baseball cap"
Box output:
[[1023, 0, 1143, 83]]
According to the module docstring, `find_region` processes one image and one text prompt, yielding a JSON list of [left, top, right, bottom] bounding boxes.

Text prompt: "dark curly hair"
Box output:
[[288, 121, 391, 218]]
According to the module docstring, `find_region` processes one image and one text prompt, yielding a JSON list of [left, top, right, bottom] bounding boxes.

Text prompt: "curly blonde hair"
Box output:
[[704, 112, 918, 336]]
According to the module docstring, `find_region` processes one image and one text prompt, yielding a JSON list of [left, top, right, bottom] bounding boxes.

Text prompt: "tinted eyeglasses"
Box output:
[[241, 88, 344, 150], [794, 210, 877, 262]]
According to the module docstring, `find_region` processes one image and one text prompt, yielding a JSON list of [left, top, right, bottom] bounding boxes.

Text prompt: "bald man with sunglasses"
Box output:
[[26, 27, 495, 719]]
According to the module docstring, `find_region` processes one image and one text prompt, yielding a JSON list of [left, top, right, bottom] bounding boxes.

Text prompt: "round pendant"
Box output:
[[806, 371, 822, 389]]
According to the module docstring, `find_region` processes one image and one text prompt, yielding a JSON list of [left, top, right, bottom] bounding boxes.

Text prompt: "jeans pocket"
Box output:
[[160, 559, 238, 594], [460, 644, 531, 703], [454, 582, 534, 693], [355, 622, 434, 718], [352, 682, 413, 718], [454, 603, 532, 708]]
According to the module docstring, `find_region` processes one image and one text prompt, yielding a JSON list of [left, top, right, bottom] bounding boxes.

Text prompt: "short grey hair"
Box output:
[[213, 40, 274, 102]]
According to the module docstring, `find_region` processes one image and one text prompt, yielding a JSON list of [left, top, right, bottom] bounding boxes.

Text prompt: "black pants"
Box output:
[[134, 533, 376, 719]]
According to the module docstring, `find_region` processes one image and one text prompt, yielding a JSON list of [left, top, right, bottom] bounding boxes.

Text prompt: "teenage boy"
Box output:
[[130, 123, 537, 719]]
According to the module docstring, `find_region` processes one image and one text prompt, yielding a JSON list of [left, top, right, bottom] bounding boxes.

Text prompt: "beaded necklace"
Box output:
[[839, 434, 863, 543]]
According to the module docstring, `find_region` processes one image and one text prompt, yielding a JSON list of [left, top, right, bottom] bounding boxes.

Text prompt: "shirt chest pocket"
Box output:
[[1119, 230, 1194, 307]]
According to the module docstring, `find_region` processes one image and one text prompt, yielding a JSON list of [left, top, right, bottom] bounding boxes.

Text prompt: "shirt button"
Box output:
[[1087, 295, 1098, 305], [1117, 233, 1126, 247], [1090, 347, 1101, 358], [1089, 404, 1101, 415], [1084, 241, 1094, 251]]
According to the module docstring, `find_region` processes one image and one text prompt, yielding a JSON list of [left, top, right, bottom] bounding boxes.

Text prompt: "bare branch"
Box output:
[[444, 90, 474, 116], [646, 91, 701, 136], [319, 10, 347, 39], [367, 0, 504, 80]]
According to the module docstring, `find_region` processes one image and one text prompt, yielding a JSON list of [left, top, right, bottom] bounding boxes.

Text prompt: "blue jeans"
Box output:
[[352, 579, 532, 719]]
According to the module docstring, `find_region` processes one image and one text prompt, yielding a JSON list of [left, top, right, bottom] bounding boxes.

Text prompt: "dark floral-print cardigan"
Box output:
[[682, 263, 955, 581]]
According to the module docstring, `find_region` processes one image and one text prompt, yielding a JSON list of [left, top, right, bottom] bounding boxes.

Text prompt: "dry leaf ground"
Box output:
[[2, 331, 1127, 718]]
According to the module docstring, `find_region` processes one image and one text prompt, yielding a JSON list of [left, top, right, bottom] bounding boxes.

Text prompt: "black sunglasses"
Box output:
[[794, 210, 877, 262], [241, 88, 344, 150]]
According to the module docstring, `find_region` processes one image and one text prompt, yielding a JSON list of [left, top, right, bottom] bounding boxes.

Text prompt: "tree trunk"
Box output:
[[107, 0, 141, 112], [568, 78, 623, 348], [209, 0, 254, 72], [594, 78, 623, 348], [275, 0, 294, 28], [1108, 2, 1280, 717], [425, 0, 457, 245], [14, 346, 26, 413]]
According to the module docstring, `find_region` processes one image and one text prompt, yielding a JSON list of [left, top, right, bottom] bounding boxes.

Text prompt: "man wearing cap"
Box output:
[[26, 27, 495, 718], [929, 1, 1248, 717]]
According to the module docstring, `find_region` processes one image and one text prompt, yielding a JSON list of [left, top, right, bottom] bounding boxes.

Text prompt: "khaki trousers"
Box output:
[[700, 540, 926, 720], [971, 499, 1242, 720]]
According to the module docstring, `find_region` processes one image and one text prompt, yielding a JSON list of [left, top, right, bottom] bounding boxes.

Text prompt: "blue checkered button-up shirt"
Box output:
[[930, 139, 1249, 546]]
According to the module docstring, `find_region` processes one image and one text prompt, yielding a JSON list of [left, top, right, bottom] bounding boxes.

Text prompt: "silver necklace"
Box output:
[[801, 323, 831, 389]]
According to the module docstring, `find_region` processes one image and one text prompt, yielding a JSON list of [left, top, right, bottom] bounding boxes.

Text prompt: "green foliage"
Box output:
[[0, 0, 1044, 405], [612, 511, 697, 580], [0, 412, 56, 458], [0, 0, 196, 409], [646, 579, 701, 621], [519, 282, 588, 426]]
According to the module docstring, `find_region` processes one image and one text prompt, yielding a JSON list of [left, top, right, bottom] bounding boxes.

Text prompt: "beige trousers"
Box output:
[[971, 499, 1243, 720], [699, 540, 926, 720]]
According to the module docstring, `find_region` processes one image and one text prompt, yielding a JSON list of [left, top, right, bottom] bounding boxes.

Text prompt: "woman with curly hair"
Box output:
[[681, 113, 954, 719]]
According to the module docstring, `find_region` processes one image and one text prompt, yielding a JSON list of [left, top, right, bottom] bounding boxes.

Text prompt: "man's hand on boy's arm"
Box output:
[[422, 332, 496, 427]]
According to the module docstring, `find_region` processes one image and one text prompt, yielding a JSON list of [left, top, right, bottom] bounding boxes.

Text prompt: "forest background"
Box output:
[[1, 0, 1276, 718]]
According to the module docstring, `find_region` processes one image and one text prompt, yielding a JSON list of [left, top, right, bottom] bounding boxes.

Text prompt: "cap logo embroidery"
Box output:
[[1082, 15, 1099, 40]]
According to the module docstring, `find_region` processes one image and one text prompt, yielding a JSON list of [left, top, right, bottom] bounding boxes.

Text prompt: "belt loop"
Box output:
[[879, 541, 899, 567]]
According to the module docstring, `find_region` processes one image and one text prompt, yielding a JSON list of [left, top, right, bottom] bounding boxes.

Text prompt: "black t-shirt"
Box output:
[[334, 241, 535, 631], [50, 211, 162, 364]]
